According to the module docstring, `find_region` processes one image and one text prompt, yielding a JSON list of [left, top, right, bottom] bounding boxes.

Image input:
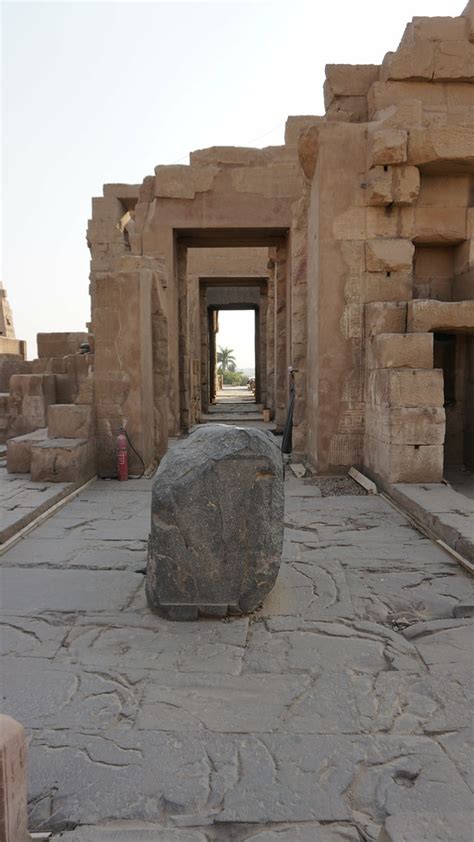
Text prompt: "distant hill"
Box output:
[[241, 368, 255, 377]]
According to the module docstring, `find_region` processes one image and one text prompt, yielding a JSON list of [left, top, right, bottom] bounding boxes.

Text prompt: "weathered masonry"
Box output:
[[4, 2, 474, 487]]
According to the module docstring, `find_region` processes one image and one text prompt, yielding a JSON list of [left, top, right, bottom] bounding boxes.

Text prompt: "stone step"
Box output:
[[30, 437, 96, 484], [6, 428, 48, 473], [47, 403, 94, 439]]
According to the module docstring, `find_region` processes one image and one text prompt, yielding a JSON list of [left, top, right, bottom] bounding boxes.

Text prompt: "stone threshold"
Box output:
[[385, 482, 474, 566]]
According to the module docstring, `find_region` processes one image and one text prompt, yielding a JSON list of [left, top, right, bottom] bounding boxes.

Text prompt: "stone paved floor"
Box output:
[[0, 463, 71, 543], [0, 473, 473, 841]]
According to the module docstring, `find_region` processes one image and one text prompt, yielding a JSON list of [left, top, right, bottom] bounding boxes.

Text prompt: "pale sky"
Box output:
[[217, 310, 255, 370], [1, 0, 460, 358]]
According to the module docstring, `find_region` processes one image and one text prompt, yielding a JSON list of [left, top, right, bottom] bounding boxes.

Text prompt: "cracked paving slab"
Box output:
[[27, 731, 471, 832]]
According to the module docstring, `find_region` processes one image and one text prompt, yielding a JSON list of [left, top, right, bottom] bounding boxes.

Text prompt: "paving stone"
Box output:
[[352, 668, 473, 735], [0, 657, 146, 730], [437, 727, 473, 792], [30, 515, 151, 542], [0, 568, 143, 615], [379, 811, 474, 841], [345, 566, 472, 622], [244, 620, 420, 675], [2, 534, 147, 570], [0, 614, 71, 658], [56, 614, 249, 675], [58, 827, 208, 842], [408, 619, 474, 665], [28, 732, 470, 831], [259, 559, 354, 620], [136, 672, 311, 733]]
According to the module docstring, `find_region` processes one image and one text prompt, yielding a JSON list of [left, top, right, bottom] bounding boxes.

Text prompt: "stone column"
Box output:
[[177, 243, 190, 431], [266, 256, 276, 415], [0, 715, 30, 842], [274, 243, 288, 430]]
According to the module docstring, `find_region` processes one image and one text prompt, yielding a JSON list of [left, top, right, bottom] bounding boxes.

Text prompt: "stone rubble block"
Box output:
[[48, 403, 94, 439], [407, 299, 474, 332], [366, 332, 433, 369], [30, 437, 96, 484], [146, 424, 284, 620], [367, 128, 408, 168], [0, 715, 30, 842], [366, 368, 444, 408], [366, 239, 414, 273], [6, 427, 48, 474], [366, 167, 393, 206], [153, 164, 219, 199], [364, 302, 407, 337]]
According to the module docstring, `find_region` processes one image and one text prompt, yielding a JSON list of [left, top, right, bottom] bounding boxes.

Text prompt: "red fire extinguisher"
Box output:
[[117, 428, 128, 481]]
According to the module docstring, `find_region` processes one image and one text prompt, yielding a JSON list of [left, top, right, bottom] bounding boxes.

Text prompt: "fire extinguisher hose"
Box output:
[[122, 428, 146, 479]]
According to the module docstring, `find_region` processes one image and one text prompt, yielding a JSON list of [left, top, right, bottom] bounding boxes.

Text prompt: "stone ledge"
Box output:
[[407, 299, 474, 332], [387, 482, 474, 561]]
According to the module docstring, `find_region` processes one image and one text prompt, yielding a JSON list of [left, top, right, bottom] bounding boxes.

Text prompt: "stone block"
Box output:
[[414, 207, 467, 244], [364, 272, 413, 303], [401, 16, 470, 44], [366, 239, 414, 273], [6, 428, 48, 474], [0, 355, 31, 393], [154, 164, 219, 199], [392, 165, 420, 205], [367, 333, 433, 369], [367, 368, 444, 408], [326, 96, 368, 123], [284, 115, 323, 146], [364, 436, 444, 483], [364, 302, 407, 336], [408, 126, 474, 169], [146, 425, 284, 619], [365, 405, 446, 445], [7, 374, 56, 438], [366, 167, 393, 205], [37, 332, 88, 359], [380, 42, 435, 82], [48, 404, 94, 439], [324, 64, 380, 105], [379, 812, 473, 842], [407, 299, 474, 332], [367, 129, 408, 167], [464, 0, 474, 41], [30, 437, 96, 484], [0, 715, 29, 842], [433, 41, 474, 81]]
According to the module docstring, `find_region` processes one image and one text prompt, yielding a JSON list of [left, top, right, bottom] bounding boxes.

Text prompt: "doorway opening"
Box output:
[[213, 309, 256, 415], [435, 332, 474, 499]]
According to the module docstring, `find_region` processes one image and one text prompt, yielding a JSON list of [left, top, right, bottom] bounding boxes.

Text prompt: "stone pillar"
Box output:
[[0, 715, 30, 842], [93, 270, 155, 476], [290, 191, 309, 455], [266, 256, 276, 415], [200, 285, 208, 411], [274, 243, 288, 430], [259, 292, 268, 408], [177, 244, 190, 431]]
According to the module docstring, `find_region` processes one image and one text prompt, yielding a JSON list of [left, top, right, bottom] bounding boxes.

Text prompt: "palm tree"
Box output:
[[217, 346, 236, 372]]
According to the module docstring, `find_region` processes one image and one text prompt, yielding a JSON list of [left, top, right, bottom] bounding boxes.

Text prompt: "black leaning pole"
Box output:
[[281, 367, 296, 454]]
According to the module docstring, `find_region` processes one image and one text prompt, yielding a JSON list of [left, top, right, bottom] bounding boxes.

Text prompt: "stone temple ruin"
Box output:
[[3, 3, 474, 492]]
